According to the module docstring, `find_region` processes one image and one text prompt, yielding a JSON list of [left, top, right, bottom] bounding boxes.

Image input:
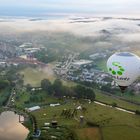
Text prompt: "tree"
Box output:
[[53, 79, 63, 96], [101, 85, 111, 93], [26, 84, 32, 92], [85, 87, 95, 101], [74, 85, 85, 98], [111, 102, 117, 107], [18, 79, 24, 86], [63, 86, 75, 97], [135, 110, 140, 115], [0, 80, 10, 90], [41, 79, 52, 94], [74, 85, 95, 101]]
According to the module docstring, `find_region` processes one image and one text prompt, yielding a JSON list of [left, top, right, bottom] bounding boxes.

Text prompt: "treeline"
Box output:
[[81, 80, 135, 96], [0, 65, 26, 89], [41, 79, 95, 101], [0, 65, 25, 106]]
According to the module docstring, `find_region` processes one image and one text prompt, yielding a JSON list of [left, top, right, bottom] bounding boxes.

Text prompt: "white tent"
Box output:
[[27, 106, 40, 112]]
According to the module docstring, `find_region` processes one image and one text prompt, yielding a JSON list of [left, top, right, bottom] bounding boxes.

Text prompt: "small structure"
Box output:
[[50, 103, 60, 107], [76, 106, 82, 110], [80, 116, 84, 125], [0, 62, 7, 67], [72, 59, 92, 69], [44, 123, 50, 126], [51, 136, 57, 139], [51, 121, 58, 128], [89, 53, 100, 59], [27, 106, 40, 112]]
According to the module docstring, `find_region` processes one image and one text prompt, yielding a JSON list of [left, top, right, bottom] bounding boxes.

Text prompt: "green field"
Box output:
[[30, 98, 140, 140], [95, 90, 140, 111], [14, 84, 140, 140], [18, 64, 140, 140], [102, 126, 140, 140], [95, 59, 108, 72]]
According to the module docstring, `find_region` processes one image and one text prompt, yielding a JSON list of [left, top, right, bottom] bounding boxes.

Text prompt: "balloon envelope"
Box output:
[[107, 52, 140, 87]]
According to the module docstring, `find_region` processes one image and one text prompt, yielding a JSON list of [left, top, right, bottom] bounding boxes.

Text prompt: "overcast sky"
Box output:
[[0, 0, 140, 17]]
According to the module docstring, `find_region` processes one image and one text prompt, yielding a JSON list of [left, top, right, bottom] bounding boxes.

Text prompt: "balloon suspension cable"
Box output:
[[119, 86, 127, 94]]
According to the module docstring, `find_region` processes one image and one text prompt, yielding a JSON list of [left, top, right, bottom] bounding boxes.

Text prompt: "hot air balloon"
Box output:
[[107, 52, 140, 93]]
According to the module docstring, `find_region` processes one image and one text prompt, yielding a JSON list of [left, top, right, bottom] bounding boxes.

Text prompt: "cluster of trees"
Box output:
[[34, 48, 61, 63], [0, 66, 26, 106], [0, 80, 10, 90], [135, 110, 140, 115], [74, 85, 95, 101], [0, 65, 26, 89], [41, 79, 96, 101]]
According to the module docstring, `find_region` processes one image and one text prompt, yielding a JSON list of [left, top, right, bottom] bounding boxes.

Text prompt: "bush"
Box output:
[[135, 110, 140, 115], [111, 102, 117, 107], [86, 121, 99, 127]]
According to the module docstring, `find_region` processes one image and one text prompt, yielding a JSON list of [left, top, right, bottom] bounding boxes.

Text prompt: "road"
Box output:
[[65, 53, 78, 71], [54, 52, 78, 75], [6, 90, 16, 107]]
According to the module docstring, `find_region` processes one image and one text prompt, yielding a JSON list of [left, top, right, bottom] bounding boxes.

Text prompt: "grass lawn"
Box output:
[[102, 126, 140, 140], [95, 89, 140, 111], [15, 92, 30, 107], [95, 59, 108, 72], [83, 102, 140, 140], [32, 101, 78, 127], [30, 98, 140, 140], [108, 89, 140, 103], [122, 94, 140, 103]]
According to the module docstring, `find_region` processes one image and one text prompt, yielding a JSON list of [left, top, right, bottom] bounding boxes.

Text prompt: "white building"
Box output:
[[27, 106, 40, 112], [72, 59, 93, 68], [50, 103, 60, 107], [89, 53, 100, 59]]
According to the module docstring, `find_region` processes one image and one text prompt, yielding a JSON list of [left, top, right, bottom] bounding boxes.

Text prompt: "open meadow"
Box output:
[[31, 98, 140, 140]]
